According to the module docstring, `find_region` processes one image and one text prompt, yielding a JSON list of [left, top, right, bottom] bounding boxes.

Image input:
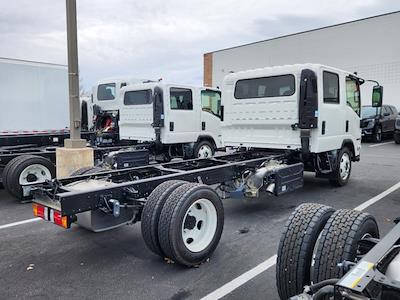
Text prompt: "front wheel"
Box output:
[[329, 147, 351, 187], [394, 132, 400, 144], [372, 126, 382, 143], [193, 140, 215, 159]]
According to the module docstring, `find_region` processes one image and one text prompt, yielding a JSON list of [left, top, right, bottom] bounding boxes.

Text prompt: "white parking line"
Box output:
[[368, 141, 395, 148], [201, 255, 277, 300], [200, 181, 400, 300], [0, 217, 40, 230]]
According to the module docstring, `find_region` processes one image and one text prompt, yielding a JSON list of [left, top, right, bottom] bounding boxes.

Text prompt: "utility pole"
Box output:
[[56, 0, 93, 178], [64, 0, 85, 148]]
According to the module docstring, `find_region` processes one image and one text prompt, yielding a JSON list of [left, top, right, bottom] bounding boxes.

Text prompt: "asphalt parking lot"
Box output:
[[1, 140, 399, 300]]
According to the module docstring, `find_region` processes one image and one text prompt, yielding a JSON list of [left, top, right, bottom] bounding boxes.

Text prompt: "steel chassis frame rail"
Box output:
[[31, 150, 293, 217]]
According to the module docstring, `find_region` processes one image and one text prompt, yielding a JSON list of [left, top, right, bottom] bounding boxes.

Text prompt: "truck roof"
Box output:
[[121, 82, 220, 92], [223, 63, 360, 82]]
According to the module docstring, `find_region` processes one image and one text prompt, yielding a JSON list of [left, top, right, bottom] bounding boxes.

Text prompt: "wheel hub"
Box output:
[[181, 198, 218, 252], [339, 153, 350, 180], [19, 164, 52, 185], [197, 145, 212, 158]]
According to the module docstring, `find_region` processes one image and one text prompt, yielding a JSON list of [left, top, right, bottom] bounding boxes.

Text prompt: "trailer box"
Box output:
[[0, 58, 69, 135]]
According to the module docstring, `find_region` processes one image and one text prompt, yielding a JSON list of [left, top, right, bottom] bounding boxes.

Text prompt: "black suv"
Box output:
[[395, 116, 400, 144], [361, 105, 398, 142]]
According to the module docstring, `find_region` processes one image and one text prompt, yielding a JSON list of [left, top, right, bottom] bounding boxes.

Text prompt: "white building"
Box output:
[[204, 11, 400, 107]]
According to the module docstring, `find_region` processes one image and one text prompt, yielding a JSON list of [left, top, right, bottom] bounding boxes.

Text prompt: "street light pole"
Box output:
[[56, 0, 93, 178], [65, 0, 85, 148]]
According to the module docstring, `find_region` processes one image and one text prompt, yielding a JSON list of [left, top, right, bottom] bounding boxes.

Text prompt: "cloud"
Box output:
[[0, 0, 398, 90]]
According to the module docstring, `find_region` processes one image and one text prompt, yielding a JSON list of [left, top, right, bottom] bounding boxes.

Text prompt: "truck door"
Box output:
[[317, 70, 346, 151], [200, 89, 222, 147], [118, 89, 156, 142], [164, 87, 200, 144], [381, 106, 394, 133]]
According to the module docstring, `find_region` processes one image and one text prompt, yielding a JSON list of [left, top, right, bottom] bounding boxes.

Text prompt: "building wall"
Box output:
[[205, 12, 400, 107]]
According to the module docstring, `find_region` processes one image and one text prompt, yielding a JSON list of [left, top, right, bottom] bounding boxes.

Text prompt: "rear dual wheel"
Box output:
[[276, 204, 379, 299], [141, 181, 224, 266], [2, 155, 55, 200]]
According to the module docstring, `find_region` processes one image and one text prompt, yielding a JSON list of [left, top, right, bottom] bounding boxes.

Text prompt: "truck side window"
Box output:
[[234, 75, 295, 99], [345, 77, 361, 116], [323, 71, 339, 104], [124, 89, 152, 105], [97, 83, 116, 101], [170, 88, 193, 110], [201, 90, 221, 118]]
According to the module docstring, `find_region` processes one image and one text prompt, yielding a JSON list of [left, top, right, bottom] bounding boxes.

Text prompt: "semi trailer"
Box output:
[[1, 79, 222, 200], [27, 64, 382, 267]]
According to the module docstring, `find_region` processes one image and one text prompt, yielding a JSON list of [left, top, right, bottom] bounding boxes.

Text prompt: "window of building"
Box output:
[[234, 75, 295, 99], [97, 83, 116, 101], [124, 89, 152, 105], [323, 71, 340, 104], [170, 88, 193, 110]]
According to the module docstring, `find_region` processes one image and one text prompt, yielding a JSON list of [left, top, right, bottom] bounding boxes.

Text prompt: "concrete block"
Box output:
[[56, 147, 94, 178]]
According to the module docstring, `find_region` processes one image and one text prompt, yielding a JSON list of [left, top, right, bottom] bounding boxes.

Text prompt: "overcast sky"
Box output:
[[1, 0, 399, 91]]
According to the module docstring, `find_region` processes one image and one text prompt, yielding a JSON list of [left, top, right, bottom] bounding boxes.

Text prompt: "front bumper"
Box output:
[[361, 128, 373, 137]]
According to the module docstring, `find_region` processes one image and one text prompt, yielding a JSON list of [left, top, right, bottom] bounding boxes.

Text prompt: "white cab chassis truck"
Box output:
[[118, 82, 222, 160], [29, 64, 381, 267], [91, 79, 222, 160], [222, 63, 364, 186]]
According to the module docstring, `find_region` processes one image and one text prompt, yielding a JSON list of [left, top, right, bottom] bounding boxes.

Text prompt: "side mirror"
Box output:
[[372, 85, 383, 107]]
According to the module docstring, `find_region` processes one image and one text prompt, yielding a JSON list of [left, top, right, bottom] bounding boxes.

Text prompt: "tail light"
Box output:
[[32, 203, 71, 229]]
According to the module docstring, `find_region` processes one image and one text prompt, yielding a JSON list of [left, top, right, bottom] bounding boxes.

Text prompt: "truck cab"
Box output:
[[118, 82, 222, 158], [221, 64, 369, 185], [91, 77, 148, 144]]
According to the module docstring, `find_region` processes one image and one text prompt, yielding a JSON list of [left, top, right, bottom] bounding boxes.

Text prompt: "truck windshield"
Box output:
[[97, 83, 116, 101], [362, 106, 380, 119]]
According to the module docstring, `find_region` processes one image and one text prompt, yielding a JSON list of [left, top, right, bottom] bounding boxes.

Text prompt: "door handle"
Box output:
[[169, 122, 174, 131], [202, 122, 206, 130]]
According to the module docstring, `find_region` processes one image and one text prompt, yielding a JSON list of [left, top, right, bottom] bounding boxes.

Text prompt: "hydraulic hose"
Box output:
[[309, 278, 340, 294]]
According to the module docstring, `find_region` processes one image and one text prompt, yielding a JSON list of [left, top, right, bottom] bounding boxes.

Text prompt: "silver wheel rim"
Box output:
[[181, 198, 218, 252], [19, 164, 51, 185], [339, 153, 350, 181], [197, 145, 213, 158], [376, 128, 382, 141]]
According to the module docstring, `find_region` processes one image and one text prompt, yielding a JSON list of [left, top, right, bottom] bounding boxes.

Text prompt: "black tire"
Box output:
[[312, 209, 379, 283], [329, 147, 351, 187], [141, 180, 186, 257], [276, 203, 335, 300], [2, 155, 35, 193], [7, 155, 55, 199], [158, 183, 224, 266], [193, 140, 215, 159], [70, 166, 106, 176], [394, 132, 400, 144], [372, 126, 382, 143]]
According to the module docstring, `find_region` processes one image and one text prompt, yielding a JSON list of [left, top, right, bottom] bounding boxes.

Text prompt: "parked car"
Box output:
[[395, 115, 400, 144], [361, 104, 398, 142]]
